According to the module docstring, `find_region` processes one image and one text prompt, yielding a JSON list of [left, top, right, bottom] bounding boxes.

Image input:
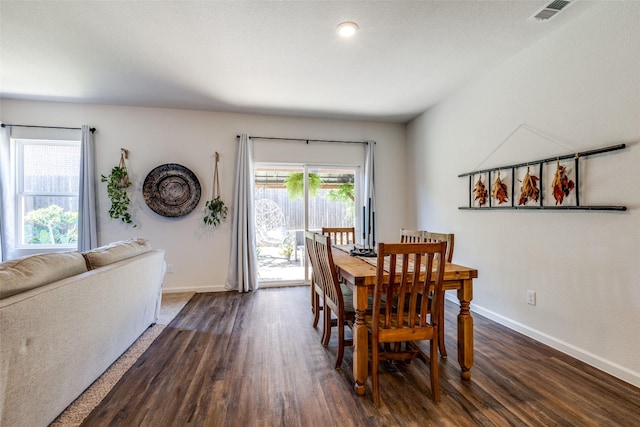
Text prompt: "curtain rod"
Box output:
[[1, 123, 96, 133], [236, 135, 367, 145]]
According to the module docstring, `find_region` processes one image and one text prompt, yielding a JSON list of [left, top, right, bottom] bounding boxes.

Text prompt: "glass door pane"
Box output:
[[254, 164, 357, 286], [254, 165, 305, 285], [306, 166, 356, 232]]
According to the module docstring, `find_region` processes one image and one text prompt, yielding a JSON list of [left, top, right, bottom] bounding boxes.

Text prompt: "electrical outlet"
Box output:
[[167, 264, 174, 273], [527, 290, 536, 306]]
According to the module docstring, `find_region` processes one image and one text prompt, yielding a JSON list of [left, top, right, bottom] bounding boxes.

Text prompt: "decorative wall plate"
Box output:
[[143, 163, 201, 217]]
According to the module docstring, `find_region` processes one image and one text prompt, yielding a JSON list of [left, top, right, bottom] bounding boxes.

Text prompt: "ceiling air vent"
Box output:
[[531, 0, 573, 21]]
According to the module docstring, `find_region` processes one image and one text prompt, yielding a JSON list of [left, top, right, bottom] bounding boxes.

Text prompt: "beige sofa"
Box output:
[[0, 238, 165, 427]]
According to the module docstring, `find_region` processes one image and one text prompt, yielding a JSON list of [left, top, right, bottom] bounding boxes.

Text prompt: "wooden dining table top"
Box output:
[[331, 244, 478, 287]]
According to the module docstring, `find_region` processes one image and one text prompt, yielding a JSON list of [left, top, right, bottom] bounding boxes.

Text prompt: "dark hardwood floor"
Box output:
[[82, 287, 640, 426]]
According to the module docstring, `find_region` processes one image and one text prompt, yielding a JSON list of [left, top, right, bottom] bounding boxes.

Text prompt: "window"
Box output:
[[14, 138, 81, 250]]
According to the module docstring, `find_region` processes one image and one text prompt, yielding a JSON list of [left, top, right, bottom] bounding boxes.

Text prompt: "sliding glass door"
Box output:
[[254, 163, 357, 286]]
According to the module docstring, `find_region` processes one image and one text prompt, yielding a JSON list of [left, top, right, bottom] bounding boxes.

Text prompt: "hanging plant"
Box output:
[[203, 152, 228, 228], [284, 172, 322, 200], [100, 149, 136, 227], [204, 197, 228, 227]]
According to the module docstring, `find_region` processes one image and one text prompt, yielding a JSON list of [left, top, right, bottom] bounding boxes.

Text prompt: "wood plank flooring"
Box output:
[[81, 287, 640, 426]]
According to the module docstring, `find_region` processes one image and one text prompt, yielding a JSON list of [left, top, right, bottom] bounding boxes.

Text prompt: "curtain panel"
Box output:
[[78, 124, 98, 251], [0, 125, 15, 261], [225, 133, 259, 292]]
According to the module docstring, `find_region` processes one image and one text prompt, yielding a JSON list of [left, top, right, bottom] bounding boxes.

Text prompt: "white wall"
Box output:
[[0, 100, 406, 292], [407, 2, 640, 387]]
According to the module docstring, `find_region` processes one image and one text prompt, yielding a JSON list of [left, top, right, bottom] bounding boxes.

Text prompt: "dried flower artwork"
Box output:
[[551, 160, 575, 205], [518, 166, 540, 205], [473, 176, 488, 207], [491, 171, 509, 204]]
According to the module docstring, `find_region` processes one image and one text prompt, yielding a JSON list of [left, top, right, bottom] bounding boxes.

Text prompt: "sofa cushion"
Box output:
[[0, 251, 88, 299], [82, 238, 152, 270]]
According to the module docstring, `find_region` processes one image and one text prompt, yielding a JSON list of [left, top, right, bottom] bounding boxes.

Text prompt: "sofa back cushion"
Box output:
[[0, 251, 88, 299], [82, 237, 152, 270]]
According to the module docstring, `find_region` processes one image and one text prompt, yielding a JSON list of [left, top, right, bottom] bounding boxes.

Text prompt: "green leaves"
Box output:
[[101, 166, 136, 227], [283, 173, 321, 200], [203, 196, 228, 227]]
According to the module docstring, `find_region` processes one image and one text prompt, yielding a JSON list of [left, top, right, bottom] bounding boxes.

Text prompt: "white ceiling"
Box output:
[[1, 1, 595, 123]]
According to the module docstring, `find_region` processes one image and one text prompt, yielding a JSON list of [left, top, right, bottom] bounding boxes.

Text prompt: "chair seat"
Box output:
[[365, 314, 434, 343]]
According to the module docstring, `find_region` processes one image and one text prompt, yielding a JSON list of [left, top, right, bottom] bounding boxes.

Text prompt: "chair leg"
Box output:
[[372, 341, 381, 407], [322, 305, 332, 346], [335, 313, 344, 369], [438, 295, 447, 358], [311, 281, 315, 312], [312, 292, 321, 328], [430, 336, 441, 402]]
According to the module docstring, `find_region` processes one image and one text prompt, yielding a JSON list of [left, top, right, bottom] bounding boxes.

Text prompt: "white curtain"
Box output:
[[225, 133, 259, 292], [78, 125, 97, 251], [363, 140, 376, 248], [0, 125, 16, 261]]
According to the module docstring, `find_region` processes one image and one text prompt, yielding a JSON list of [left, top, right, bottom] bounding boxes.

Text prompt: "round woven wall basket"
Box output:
[[143, 163, 201, 217]]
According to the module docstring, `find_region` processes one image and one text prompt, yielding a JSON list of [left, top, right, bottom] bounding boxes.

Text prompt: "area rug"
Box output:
[[49, 292, 195, 427]]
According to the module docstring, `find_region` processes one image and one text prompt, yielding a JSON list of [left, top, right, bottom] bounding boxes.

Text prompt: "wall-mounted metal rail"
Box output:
[[458, 143, 627, 211]]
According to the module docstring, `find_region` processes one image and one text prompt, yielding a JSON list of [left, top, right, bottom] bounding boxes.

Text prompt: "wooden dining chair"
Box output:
[[366, 241, 447, 407], [422, 232, 454, 263], [305, 230, 324, 336], [422, 231, 454, 358], [321, 227, 355, 246], [400, 228, 426, 243], [314, 232, 355, 369]]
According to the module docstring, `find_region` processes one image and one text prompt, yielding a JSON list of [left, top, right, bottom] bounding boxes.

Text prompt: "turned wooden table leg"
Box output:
[[352, 283, 368, 396], [457, 279, 474, 381]]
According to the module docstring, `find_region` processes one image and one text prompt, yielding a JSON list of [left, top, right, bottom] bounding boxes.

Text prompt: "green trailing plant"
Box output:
[[326, 181, 355, 203], [283, 172, 322, 200], [101, 165, 136, 227], [326, 181, 355, 217], [203, 196, 228, 227]]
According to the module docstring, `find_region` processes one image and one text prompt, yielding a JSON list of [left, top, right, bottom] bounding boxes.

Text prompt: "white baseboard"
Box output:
[[162, 284, 227, 294], [162, 281, 306, 294], [445, 294, 640, 389]]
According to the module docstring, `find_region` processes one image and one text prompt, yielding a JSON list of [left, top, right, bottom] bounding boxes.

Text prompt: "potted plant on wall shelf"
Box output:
[[203, 152, 228, 228], [101, 149, 136, 227]]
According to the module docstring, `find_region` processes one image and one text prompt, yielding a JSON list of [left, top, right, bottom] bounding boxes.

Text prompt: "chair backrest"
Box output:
[[371, 242, 447, 341], [305, 230, 321, 288], [400, 229, 425, 243], [422, 232, 454, 263], [314, 233, 345, 313], [400, 229, 455, 263], [322, 227, 355, 245]]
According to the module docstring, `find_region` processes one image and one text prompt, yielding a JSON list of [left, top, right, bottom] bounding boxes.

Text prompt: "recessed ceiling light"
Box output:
[[336, 21, 359, 38]]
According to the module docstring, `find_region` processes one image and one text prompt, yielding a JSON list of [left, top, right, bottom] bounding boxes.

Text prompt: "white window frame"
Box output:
[[13, 138, 81, 253]]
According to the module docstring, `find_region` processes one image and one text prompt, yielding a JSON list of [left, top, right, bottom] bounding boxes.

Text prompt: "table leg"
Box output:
[[352, 285, 368, 395], [457, 279, 474, 380]]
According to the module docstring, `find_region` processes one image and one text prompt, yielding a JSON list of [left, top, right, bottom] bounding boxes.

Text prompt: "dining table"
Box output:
[[331, 245, 479, 396]]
